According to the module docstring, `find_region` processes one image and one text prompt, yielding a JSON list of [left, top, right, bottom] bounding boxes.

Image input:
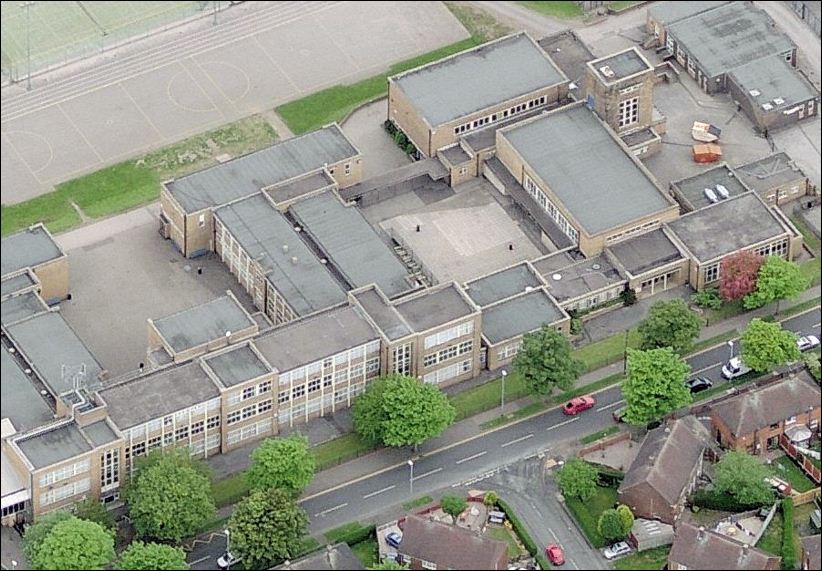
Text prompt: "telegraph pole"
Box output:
[[20, 1, 35, 90]]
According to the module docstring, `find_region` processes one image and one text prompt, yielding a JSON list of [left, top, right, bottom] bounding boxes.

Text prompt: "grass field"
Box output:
[[485, 526, 524, 559], [444, 2, 513, 42], [518, 1, 584, 18], [574, 328, 642, 372], [613, 545, 670, 570], [1, 115, 277, 237], [350, 538, 378, 567], [402, 495, 434, 511], [1, 1, 203, 76], [772, 456, 817, 493]]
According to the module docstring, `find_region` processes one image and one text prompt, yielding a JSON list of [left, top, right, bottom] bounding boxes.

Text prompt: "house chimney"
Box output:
[[698, 526, 706, 541]]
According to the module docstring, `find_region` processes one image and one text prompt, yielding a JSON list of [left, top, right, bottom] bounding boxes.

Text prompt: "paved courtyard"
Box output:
[[0, 1, 467, 203], [341, 98, 411, 180]]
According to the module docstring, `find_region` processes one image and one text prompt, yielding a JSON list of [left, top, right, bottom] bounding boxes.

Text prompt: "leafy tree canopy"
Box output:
[[743, 256, 808, 310], [740, 318, 800, 373], [513, 325, 584, 396], [638, 299, 701, 355], [556, 458, 598, 501], [246, 434, 315, 496], [622, 348, 691, 425], [117, 541, 189, 570], [29, 516, 114, 571], [714, 451, 774, 506]]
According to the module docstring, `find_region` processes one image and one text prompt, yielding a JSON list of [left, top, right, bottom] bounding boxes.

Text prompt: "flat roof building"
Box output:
[[1, 291, 48, 326], [646, 0, 732, 45], [734, 152, 811, 206], [388, 32, 570, 157], [1, 347, 54, 434], [465, 262, 544, 307], [532, 251, 627, 312], [0, 224, 69, 304], [605, 228, 689, 298], [670, 163, 751, 211], [496, 103, 678, 256]]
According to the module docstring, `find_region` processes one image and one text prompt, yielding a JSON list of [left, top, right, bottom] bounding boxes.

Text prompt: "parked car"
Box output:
[[385, 531, 402, 549], [603, 542, 632, 560], [685, 376, 714, 393], [545, 544, 565, 566], [721, 357, 751, 380], [563, 395, 596, 415], [217, 552, 241, 570], [797, 335, 820, 352], [488, 510, 506, 524]]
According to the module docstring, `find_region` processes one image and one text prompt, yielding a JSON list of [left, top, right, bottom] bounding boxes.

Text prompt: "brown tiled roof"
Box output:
[[670, 522, 781, 569], [619, 416, 712, 505], [709, 374, 821, 437], [399, 515, 508, 570], [801, 535, 821, 571]]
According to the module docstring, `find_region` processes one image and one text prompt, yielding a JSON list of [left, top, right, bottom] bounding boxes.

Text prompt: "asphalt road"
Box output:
[[187, 308, 820, 569]]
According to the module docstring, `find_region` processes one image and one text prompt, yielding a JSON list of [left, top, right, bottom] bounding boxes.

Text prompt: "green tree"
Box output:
[[743, 256, 808, 311], [714, 451, 774, 506], [117, 541, 189, 570], [228, 487, 308, 570], [803, 352, 821, 383], [126, 449, 216, 542], [23, 510, 73, 564], [353, 374, 455, 451], [483, 491, 499, 507], [740, 318, 800, 373], [246, 435, 315, 496], [555, 458, 598, 501], [616, 504, 634, 534], [369, 561, 410, 570], [691, 288, 722, 310], [598, 509, 629, 542], [622, 348, 692, 426], [513, 325, 585, 396], [638, 299, 701, 355], [29, 516, 115, 571], [73, 496, 113, 530], [440, 495, 468, 524]]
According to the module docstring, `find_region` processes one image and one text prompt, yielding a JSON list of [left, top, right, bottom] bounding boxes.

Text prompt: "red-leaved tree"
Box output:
[[719, 250, 764, 301]]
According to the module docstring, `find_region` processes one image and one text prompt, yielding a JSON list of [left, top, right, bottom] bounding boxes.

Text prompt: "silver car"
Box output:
[[603, 542, 631, 560]]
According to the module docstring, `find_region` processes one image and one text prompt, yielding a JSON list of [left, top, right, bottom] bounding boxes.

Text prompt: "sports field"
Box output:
[[1, 1, 205, 78]]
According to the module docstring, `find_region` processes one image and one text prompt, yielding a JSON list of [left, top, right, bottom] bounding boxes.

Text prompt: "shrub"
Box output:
[[483, 491, 498, 507], [393, 131, 407, 146], [691, 288, 723, 310], [336, 524, 376, 546], [621, 288, 637, 306], [570, 317, 583, 335], [405, 142, 417, 155], [383, 120, 396, 134], [782, 498, 796, 570], [802, 352, 821, 382], [497, 499, 538, 557]]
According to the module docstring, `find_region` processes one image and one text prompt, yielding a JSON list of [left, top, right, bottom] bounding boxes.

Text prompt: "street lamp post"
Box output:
[[224, 529, 231, 568], [20, 2, 35, 91], [500, 369, 507, 416], [727, 340, 735, 363], [407, 459, 414, 496]]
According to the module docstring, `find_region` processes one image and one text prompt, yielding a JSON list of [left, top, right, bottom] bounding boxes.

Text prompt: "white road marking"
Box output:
[[363, 485, 396, 499], [456, 451, 487, 465], [813, 322, 820, 329], [501, 433, 534, 448], [548, 527, 560, 541], [596, 400, 625, 412], [546, 417, 579, 431], [314, 502, 348, 517], [690, 362, 722, 375], [412, 467, 443, 481], [188, 556, 209, 565], [569, 560, 579, 569]]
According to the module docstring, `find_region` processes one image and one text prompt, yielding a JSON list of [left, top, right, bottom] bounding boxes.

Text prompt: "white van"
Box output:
[[721, 357, 751, 380]]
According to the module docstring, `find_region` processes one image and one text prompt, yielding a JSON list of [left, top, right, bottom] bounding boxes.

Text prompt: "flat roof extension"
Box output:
[[500, 104, 672, 235], [1, 271, 37, 298], [202, 344, 272, 388], [1, 225, 64, 278], [1, 346, 54, 434], [465, 263, 543, 307], [734, 152, 807, 193], [352, 287, 412, 341], [16, 422, 92, 470], [671, 163, 750, 211], [729, 55, 819, 112], [395, 283, 476, 332], [152, 294, 255, 354], [1, 291, 48, 326], [391, 32, 567, 127], [607, 229, 684, 276], [589, 47, 652, 83], [481, 289, 566, 345]]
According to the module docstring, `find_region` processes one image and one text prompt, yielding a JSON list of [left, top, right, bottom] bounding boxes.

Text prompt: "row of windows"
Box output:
[[227, 419, 274, 446], [126, 416, 220, 461], [266, 280, 297, 325], [604, 219, 659, 246], [423, 340, 473, 368], [100, 448, 120, 492], [278, 359, 375, 403], [227, 379, 273, 406], [279, 340, 379, 386], [125, 399, 221, 441], [496, 341, 522, 361], [423, 359, 472, 385], [41, 478, 89, 507], [189, 433, 221, 456], [217, 221, 262, 306], [639, 269, 680, 294], [424, 322, 474, 350], [564, 286, 622, 312], [2, 500, 26, 518], [277, 383, 368, 423], [39, 459, 90, 488], [393, 343, 413, 375], [754, 239, 788, 259], [226, 399, 273, 425], [452, 95, 549, 135], [523, 175, 579, 244]]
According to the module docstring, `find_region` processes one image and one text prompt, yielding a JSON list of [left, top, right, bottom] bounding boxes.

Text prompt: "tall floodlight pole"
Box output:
[[500, 369, 507, 416], [213, 0, 219, 25], [407, 459, 414, 496], [21, 2, 35, 90]]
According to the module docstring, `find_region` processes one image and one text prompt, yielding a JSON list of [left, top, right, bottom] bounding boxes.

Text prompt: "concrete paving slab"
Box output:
[[342, 99, 411, 179]]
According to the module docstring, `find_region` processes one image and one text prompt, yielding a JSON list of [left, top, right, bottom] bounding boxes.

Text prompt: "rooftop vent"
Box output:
[[320, 258, 328, 265], [748, 89, 761, 97], [773, 97, 785, 105], [599, 65, 615, 78], [761, 102, 774, 111], [291, 257, 298, 265], [225, 331, 231, 338], [715, 184, 730, 199], [704, 188, 718, 203], [552, 273, 562, 281], [282, 244, 289, 253], [294, 226, 302, 232], [592, 263, 602, 270]]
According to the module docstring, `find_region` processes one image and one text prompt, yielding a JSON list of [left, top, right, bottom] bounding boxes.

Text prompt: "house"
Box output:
[[708, 373, 821, 454], [734, 152, 811, 207], [272, 543, 364, 570], [669, 522, 781, 569], [801, 535, 821, 570], [397, 514, 508, 570], [618, 416, 713, 524]]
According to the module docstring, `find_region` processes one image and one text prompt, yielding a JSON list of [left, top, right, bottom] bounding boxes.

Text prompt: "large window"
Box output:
[[523, 175, 579, 244], [618, 97, 639, 128], [754, 239, 788, 259], [424, 322, 473, 350], [423, 359, 472, 385], [393, 343, 412, 375], [704, 263, 720, 284], [39, 459, 91, 487], [100, 448, 120, 492]]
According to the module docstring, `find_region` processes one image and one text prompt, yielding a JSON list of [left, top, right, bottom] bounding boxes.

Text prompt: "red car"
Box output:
[[546, 544, 565, 565], [563, 395, 595, 415]]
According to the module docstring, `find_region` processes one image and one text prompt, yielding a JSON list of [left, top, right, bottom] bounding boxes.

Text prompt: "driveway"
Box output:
[[341, 98, 411, 180]]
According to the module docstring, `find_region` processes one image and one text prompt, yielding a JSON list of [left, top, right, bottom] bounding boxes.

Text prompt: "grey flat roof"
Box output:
[[666, 192, 787, 261], [202, 344, 271, 387], [462, 106, 548, 153], [253, 306, 378, 373], [391, 32, 566, 126], [353, 288, 412, 341], [607, 229, 684, 276], [501, 105, 671, 235], [668, 2, 794, 78], [672, 164, 749, 211], [214, 193, 347, 317], [340, 158, 448, 202], [16, 422, 91, 469], [543, 254, 625, 303], [395, 283, 475, 332], [1, 225, 63, 278], [440, 145, 471, 165], [267, 170, 335, 206], [1, 291, 47, 325], [167, 125, 358, 213], [98, 362, 220, 430], [152, 294, 255, 354], [1, 272, 36, 297], [729, 55, 818, 110], [537, 30, 595, 87], [590, 48, 651, 82], [648, 0, 731, 25], [290, 192, 412, 298], [1, 347, 54, 433], [735, 152, 806, 193], [465, 263, 543, 307], [531, 250, 580, 276], [6, 312, 103, 396], [83, 420, 119, 448], [481, 289, 565, 345]]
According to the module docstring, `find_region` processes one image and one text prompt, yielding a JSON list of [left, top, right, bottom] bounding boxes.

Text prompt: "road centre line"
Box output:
[[314, 503, 348, 517], [501, 433, 534, 448], [412, 467, 443, 481], [596, 400, 624, 412], [363, 485, 396, 499], [691, 362, 723, 375], [546, 417, 579, 431], [455, 451, 488, 465]]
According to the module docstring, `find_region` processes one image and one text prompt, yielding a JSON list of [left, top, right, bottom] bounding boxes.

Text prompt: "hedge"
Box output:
[[325, 523, 376, 546], [496, 499, 539, 557], [782, 498, 796, 570], [690, 490, 768, 512], [592, 463, 625, 488]]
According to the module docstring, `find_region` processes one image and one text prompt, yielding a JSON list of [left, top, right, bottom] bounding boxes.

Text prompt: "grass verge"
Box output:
[[609, 0, 645, 11], [772, 456, 817, 493], [444, 2, 513, 41], [689, 330, 738, 354], [573, 329, 641, 372], [791, 215, 821, 255], [313, 432, 377, 471], [580, 426, 619, 445], [350, 538, 378, 567], [276, 37, 481, 135], [613, 545, 670, 570], [485, 525, 524, 559], [779, 297, 821, 318], [324, 522, 367, 544], [212, 473, 251, 508], [517, 1, 583, 18], [402, 495, 434, 511], [564, 485, 618, 548], [450, 372, 529, 420]]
